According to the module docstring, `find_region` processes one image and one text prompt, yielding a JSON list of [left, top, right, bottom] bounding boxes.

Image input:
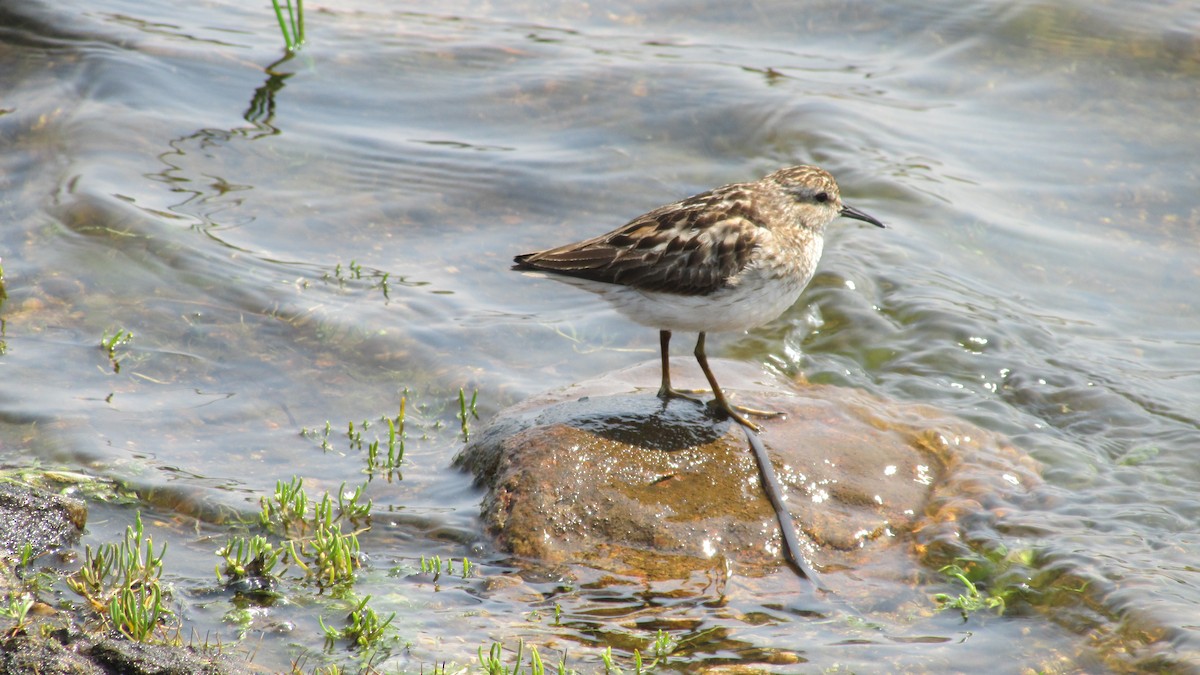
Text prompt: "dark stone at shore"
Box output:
[[0, 480, 87, 557], [0, 632, 252, 675]]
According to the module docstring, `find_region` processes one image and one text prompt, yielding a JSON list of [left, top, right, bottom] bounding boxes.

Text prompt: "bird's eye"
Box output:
[[814, 192, 830, 203]]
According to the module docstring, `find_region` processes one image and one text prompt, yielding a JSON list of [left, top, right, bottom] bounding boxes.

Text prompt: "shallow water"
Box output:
[[1, 0, 1198, 671]]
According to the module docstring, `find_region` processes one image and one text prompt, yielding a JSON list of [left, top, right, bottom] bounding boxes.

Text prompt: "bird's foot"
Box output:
[[707, 399, 786, 433], [656, 385, 707, 404]]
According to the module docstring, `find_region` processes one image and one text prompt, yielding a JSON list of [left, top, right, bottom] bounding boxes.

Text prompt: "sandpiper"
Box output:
[[514, 165, 883, 431]]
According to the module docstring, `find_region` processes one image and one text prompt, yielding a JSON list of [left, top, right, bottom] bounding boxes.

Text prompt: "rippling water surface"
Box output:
[[1, 0, 1198, 671]]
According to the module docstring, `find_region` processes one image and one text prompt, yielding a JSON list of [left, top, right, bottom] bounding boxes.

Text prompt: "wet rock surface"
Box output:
[[87, 638, 252, 675], [457, 359, 1041, 580], [0, 479, 249, 675], [0, 633, 252, 675], [0, 634, 104, 675], [0, 480, 86, 557]]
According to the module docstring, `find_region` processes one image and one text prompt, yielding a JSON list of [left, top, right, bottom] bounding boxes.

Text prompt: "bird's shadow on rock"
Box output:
[[533, 394, 728, 451], [453, 391, 732, 483]]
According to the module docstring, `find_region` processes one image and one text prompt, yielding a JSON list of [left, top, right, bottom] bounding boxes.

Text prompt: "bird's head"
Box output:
[[767, 165, 884, 230]]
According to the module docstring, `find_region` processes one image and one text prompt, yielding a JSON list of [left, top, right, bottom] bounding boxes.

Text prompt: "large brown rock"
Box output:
[[457, 359, 1040, 582]]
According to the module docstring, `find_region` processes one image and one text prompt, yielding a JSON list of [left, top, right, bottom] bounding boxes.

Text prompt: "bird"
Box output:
[[513, 165, 884, 431]]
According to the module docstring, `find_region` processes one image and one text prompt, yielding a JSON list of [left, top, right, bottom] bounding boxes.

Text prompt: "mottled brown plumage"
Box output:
[[514, 165, 883, 430], [514, 187, 763, 296]]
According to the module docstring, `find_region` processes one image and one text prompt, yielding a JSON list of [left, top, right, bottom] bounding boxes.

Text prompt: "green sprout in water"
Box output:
[[929, 543, 1050, 623], [253, 476, 370, 591], [18, 541, 34, 567], [346, 419, 366, 451], [0, 595, 35, 638], [933, 563, 1006, 619], [271, 0, 304, 51], [336, 482, 372, 523], [319, 594, 396, 650], [374, 271, 390, 301], [419, 555, 444, 581], [216, 534, 282, 588], [100, 328, 134, 372], [479, 640, 552, 675], [260, 476, 310, 537], [648, 628, 675, 665], [305, 518, 362, 588], [65, 512, 176, 643], [109, 583, 165, 642], [472, 628, 674, 674], [458, 388, 479, 440], [366, 415, 405, 476], [601, 646, 617, 672], [418, 555, 474, 583], [436, 625, 678, 674], [302, 400, 411, 477], [328, 260, 366, 284], [301, 420, 334, 452]]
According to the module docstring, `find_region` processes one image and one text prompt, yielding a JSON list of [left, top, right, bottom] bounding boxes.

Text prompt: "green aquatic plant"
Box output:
[[303, 403, 409, 478], [365, 413, 404, 476], [100, 327, 134, 372], [934, 563, 1005, 618], [327, 260, 363, 285], [346, 419, 365, 451], [929, 542, 1042, 621], [374, 271, 391, 300], [65, 512, 177, 642], [473, 630, 674, 675], [216, 534, 281, 584], [18, 541, 34, 568], [304, 517, 362, 588], [1117, 445, 1159, 466], [271, 0, 304, 51], [0, 595, 35, 638], [301, 420, 335, 452], [418, 554, 445, 580], [109, 583, 165, 642], [336, 482, 372, 523], [67, 512, 164, 607], [322, 260, 395, 303], [601, 646, 617, 672], [417, 555, 474, 582], [458, 388, 479, 440], [319, 594, 396, 650], [648, 629, 674, 664], [100, 327, 133, 354], [254, 476, 367, 589], [260, 476, 311, 537], [301, 397, 418, 479], [479, 640, 552, 675]]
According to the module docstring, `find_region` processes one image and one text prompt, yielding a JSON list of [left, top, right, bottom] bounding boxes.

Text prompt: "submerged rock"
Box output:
[[457, 359, 1040, 580]]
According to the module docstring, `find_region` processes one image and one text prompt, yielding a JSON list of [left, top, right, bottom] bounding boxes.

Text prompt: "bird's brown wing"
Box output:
[[513, 188, 766, 296]]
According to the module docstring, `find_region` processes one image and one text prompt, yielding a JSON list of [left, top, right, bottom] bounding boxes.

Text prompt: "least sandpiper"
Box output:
[[514, 165, 883, 431]]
